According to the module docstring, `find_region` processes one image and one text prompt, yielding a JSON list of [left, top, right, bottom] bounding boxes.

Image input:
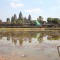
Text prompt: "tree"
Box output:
[[28, 15, 31, 20], [31, 20, 36, 26], [19, 12, 23, 20], [52, 18, 59, 24], [57, 19, 60, 24], [37, 16, 43, 23], [47, 17, 60, 24], [47, 17, 52, 23]]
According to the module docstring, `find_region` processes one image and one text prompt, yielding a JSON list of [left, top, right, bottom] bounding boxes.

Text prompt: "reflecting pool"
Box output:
[[0, 31, 60, 60]]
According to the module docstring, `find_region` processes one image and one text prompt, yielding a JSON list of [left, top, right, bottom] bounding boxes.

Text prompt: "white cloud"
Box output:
[[10, 2, 24, 8], [25, 8, 42, 13]]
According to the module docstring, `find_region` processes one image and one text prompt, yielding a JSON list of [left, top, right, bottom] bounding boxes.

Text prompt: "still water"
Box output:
[[0, 31, 60, 60]]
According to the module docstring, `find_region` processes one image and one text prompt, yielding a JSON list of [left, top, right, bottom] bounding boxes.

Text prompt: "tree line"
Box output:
[[0, 12, 60, 28]]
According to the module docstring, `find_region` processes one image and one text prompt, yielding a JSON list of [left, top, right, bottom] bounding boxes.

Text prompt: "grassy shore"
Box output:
[[0, 28, 60, 32], [0, 28, 45, 32]]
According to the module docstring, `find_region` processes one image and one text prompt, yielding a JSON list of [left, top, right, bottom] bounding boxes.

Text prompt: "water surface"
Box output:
[[0, 31, 60, 60]]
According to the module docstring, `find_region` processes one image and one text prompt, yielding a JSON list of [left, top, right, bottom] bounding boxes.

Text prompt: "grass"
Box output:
[[0, 28, 45, 32], [0, 28, 60, 32]]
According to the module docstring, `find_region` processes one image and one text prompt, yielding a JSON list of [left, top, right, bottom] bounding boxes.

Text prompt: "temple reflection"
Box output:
[[57, 46, 60, 57], [0, 31, 60, 45]]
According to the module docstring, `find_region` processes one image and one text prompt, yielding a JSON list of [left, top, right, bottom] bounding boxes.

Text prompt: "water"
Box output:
[[0, 31, 60, 60]]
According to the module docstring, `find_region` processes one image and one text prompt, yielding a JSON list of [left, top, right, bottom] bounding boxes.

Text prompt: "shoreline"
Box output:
[[0, 28, 60, 32], [0, 28, 45, 32]]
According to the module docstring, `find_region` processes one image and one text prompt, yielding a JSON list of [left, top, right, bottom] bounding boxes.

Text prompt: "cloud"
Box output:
[[10, 2, 24, 8], [25, 8, 42, 13]]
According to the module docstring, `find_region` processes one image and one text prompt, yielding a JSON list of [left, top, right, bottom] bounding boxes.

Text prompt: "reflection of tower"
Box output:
[[19, 39, 23, 46], [29, 39, 31, 43], [23, 37, 32, 43], [13, 39, 17, 45], [12, 37, 17, 45], [0, 34, 2, 39], [7, 36, 10, 41], [38, 36, 43, 43], [28, 37, 32, 43], [57, 46, 60, 57]]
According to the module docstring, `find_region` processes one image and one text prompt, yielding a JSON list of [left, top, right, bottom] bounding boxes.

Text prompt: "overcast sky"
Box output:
[[0, 0, 60, 21]]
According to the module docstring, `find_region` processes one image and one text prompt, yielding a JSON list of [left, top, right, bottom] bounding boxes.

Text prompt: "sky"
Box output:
[[0, 0, 60, 21]]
